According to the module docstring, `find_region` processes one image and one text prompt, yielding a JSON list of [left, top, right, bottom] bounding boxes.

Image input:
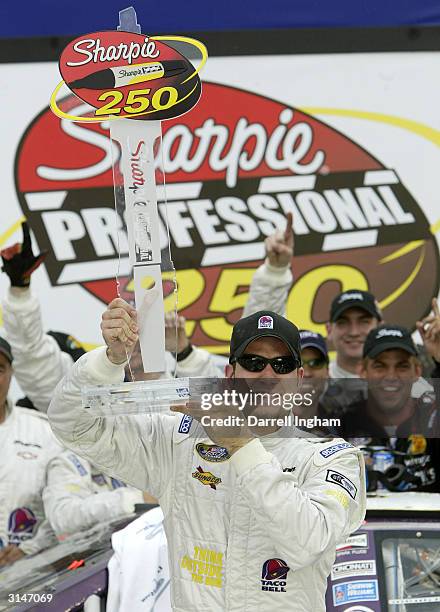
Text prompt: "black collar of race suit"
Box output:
[[333, 394, 439, 439]]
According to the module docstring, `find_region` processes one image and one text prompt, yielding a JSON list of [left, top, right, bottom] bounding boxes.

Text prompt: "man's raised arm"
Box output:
[[242, 212, 294, 318], [47, 298, 175, 499]]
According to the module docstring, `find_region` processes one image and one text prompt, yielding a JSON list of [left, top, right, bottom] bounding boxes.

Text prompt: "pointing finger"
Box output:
[[283, 212, 293, 243]]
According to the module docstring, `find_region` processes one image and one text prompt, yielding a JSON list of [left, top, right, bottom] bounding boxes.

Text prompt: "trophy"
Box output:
[[50, 6, 209, 416]]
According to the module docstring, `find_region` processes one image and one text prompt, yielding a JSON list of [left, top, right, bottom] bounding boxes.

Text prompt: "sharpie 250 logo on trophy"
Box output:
[[14, 39, 438, 349], [52, 30, 205, 122]]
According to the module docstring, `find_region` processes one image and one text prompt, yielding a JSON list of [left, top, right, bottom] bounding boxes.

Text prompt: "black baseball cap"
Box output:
[[0, 337, 13, 364], [330, 290, 382, 322], [363, 324, 417, 359], [300, 330, 328, 361], [229, 311, 301, 364]]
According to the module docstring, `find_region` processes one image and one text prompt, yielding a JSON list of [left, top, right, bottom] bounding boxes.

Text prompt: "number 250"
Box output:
[[95, 87, 178, 116]]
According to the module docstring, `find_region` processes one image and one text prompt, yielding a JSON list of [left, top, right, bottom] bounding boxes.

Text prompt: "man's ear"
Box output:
[[360, 359, 368, 379], [225, 364, 234, 378], [325, 322, 332, 341], [414, 359, 422, 380]]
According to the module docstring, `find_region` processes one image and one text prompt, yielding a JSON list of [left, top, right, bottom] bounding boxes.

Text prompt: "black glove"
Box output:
[[1, 221, 47, 287]]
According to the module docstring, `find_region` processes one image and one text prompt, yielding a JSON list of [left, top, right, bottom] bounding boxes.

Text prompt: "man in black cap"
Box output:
[[226, 310, 302, 377], [327, 290, 382, 378], [336, 301, 440, 492], [49, 298, 365, 612], [294, 331, 329, 421], [300, 331, 329, 380]]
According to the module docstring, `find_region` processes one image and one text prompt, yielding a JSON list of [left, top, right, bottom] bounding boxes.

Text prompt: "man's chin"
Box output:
[[244, 405, 286, 420], [341, 346, 363, 360], [301, 381, 325, 395], [371, 398, 406, 416]]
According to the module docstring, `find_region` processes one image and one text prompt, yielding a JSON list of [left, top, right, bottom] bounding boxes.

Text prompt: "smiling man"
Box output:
[[336, 308, 440, 492], [327, 290, 382, 378], [48, 300, 365, 611]]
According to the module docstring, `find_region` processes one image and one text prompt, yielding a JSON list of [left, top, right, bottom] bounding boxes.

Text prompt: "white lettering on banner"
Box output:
[[67, 37, 159, 67], [159, 112, 325, 188], [187, 200, 229, 245], [81, 208, 123, 257], [158, 201, 194, 248], [37, 171, 418, 279], [378, 186, 415, 223], [216, 197, 260, 242], [324, 189, 370, 230], [157, 184, 413, 250], [41, 209, 129, 261], [37, 110, 323, 188], [295, 191, 338, 233], [37, 105, 118, 181], [355, 187, 397, 226], [42, 211, 86, 261], [248, 194, 288, 235], [35, 109, 421, 224]]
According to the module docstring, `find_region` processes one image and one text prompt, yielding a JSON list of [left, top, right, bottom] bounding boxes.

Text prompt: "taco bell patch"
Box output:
[[258, 315, 273, 329]]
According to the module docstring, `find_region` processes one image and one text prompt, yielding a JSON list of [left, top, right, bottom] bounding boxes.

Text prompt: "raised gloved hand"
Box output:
[[1, 221, 47, 287]]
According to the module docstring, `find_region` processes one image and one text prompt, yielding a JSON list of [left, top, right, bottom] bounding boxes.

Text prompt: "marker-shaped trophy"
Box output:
[[51, 6, 208, 414]]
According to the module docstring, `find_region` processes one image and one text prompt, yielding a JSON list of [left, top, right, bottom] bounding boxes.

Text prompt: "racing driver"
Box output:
[[48, 300, 366, 611]]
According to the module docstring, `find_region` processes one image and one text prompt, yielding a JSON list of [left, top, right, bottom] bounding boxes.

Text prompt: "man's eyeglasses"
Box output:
[[302, 357, 328, 370], [235, 354, 300, 374]]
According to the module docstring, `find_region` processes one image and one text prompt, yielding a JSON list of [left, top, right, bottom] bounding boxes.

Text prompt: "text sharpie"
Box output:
[[68, 60, 187, 89]]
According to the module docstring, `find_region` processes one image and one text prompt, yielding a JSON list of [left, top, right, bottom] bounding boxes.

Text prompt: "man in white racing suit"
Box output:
[[0, 336, 60, 566], [48, 299, 366, 611]]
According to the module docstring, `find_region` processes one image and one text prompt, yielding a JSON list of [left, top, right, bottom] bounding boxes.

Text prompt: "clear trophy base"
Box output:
[[81, 377, 212, 417]]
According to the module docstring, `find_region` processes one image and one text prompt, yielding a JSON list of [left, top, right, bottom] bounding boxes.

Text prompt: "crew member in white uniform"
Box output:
[[0, 337, 60, 566]]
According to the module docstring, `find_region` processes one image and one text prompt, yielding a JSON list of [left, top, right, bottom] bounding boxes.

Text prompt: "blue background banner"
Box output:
[[1, 0, 440, 38]]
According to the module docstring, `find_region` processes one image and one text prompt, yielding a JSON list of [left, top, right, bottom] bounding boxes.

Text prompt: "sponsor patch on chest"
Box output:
[[196, 443, 230, 462], [8, 508, 37, 544], [192, 466, 222, 489], [261, 558, 290, 593]]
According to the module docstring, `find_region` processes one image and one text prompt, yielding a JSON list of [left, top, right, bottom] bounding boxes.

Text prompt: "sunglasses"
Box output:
[[235, 353, 300, 374], [301, 357, 328, 370]]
